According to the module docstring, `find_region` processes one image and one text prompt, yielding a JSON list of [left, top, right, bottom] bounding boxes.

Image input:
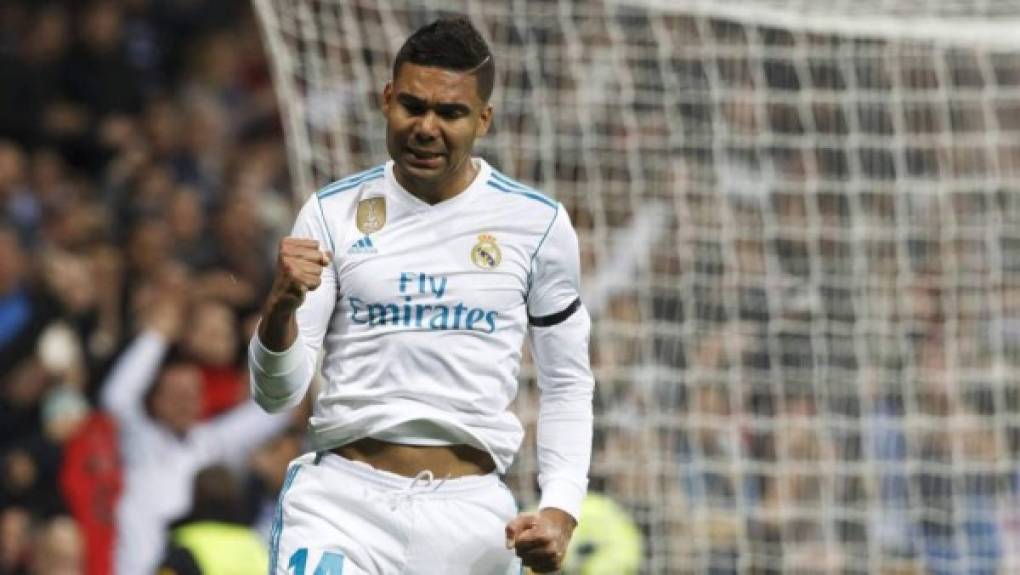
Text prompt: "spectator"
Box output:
[[56, 2, 144, 175], [180, 299, 244, 418], [0, 226, 55, 368], [0, 326, 82, 520], [64, 1, 143, 118], [0, 506, 31, 575], [561, 492, 643, 575], [58, 411, 119, 575], [0, 143, 40, 247], [166, 186, 217, 271], [100, 285, 290, 575], [159, 465, 269, 575], [29, 515, 82, 575], [0, 6, 71, 149]]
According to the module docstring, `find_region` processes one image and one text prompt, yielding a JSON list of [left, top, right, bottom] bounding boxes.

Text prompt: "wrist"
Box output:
[[258, 305, 299, 352], [539, 507, 577, 530], [263, 291, 301, 318]]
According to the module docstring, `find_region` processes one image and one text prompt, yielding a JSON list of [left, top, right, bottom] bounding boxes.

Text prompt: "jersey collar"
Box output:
[[384, 158, 491, 212]]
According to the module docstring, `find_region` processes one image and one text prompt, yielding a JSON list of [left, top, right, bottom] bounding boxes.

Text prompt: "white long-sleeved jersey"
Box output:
[[249, 158, 594, 517]]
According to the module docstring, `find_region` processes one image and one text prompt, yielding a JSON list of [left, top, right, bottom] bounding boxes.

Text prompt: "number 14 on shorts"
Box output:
[[288, 548, 344, 574]]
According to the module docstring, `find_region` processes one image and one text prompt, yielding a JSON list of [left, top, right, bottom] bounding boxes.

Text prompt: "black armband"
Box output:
[[528, 297, 581, 327]]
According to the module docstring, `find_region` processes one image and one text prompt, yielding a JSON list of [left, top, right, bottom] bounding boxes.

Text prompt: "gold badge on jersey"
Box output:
[[471, 234, 502, 269], [356, 197, 386, 234]]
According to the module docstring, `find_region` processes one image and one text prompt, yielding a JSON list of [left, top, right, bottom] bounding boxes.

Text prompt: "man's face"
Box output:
[[184, 300, 237, 368], [152, 364, 202, 435], [383, 63, 492, 201]]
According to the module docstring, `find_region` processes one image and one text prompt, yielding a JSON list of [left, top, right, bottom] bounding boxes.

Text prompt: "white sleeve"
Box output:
[[248, 196, 337, 412], [527, 204, 594, 521], [527, 205, 582, 319], [191, 401, 293, 467], [100, 330, 169, 425]]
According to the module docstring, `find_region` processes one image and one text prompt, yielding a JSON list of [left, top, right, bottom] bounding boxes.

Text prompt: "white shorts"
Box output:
[[268, 452, 523, 575]]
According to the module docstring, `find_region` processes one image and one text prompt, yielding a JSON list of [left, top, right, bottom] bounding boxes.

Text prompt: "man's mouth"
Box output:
[[405, 148, 444, 168], [408, 148, 443, 160]]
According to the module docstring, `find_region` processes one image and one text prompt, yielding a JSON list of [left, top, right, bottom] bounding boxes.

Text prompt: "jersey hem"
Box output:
[[308, 408, 520, 474]]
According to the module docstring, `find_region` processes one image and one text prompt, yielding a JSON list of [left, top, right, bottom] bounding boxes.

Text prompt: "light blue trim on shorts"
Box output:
[[269, 463, 303, 573]]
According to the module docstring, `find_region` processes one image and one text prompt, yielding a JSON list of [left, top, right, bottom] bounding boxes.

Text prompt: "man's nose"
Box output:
[[414, 111, 439, 140]]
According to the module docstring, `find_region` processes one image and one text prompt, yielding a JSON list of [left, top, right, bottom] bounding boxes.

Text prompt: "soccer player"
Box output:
[[249, 16, 594, 574]]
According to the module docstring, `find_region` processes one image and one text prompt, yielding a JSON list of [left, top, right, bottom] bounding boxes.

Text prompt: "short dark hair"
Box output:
[[393, 16, 495, 102]]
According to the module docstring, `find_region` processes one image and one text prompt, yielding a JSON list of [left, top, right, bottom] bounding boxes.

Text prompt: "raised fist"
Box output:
[[268, 237, 332, 313]]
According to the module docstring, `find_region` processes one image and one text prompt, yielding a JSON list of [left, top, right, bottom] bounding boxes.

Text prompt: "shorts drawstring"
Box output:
[[375, 470, 450, 511]]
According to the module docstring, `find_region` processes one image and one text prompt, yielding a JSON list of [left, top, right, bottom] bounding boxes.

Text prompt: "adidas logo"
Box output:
[[347, 235, 377, 255]]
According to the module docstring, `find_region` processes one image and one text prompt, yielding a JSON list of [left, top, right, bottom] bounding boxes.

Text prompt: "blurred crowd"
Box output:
[[0, 0, 306, 573]]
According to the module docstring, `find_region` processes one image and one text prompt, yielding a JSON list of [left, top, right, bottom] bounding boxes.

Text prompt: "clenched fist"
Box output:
[[269, 237, 332, 312], [505, 508, 577, 573], [258, 237, 331, 351]]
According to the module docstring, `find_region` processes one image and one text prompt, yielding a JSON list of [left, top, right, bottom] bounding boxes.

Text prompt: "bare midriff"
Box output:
[[332, 437, 496, 478]]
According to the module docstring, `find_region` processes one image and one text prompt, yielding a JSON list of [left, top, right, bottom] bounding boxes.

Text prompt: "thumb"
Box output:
[[505, 513, 538, 549], [319, 251, 333, 266]]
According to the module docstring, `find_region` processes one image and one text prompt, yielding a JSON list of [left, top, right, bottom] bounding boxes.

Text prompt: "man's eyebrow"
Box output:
[[396, 92, 426, 106], [436, 102, 471, 115], [396, 92, 471, 113]]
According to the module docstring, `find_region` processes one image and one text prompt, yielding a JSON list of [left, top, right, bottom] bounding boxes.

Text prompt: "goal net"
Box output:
[[252, 0, 1020, 572]]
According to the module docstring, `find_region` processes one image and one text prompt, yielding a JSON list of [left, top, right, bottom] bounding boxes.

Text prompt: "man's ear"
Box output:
[[476, 103, 493, 137], [382, 82, 393, 113]]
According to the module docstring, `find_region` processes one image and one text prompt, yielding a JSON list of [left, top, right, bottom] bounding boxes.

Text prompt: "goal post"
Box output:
[[252, 0, 1020, 572]]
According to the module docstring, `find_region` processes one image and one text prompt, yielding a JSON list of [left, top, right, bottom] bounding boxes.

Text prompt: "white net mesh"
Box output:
[[253, 0, 1020, 572]]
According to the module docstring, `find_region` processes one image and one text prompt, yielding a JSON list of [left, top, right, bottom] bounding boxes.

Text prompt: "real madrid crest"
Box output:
[[356, 197, 386, 234], [471, 234, 501, 269]]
